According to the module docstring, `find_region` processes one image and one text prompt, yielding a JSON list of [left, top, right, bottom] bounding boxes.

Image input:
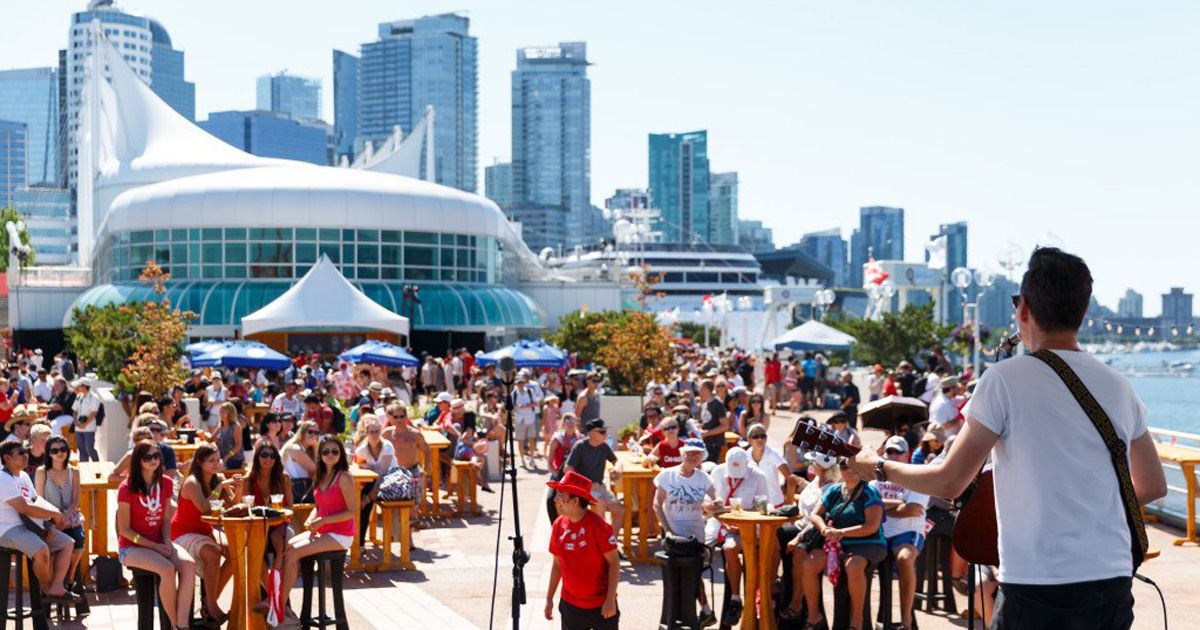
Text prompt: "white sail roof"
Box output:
[[350, 107, 432, 179], [241, 255, 410, 337]]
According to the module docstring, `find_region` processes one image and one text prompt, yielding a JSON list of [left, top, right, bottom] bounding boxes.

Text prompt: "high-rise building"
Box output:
[[357, 14, 477, 192], [1118, 289, 1144, 318], [849, 205, 904, 286], [929, 221, 968, 323], [257, 72, 322, 121], [64, 1, 194, 187], [978, 276, 1020, 332], [799, 229, 849, 288], [605, 188, 650, 211], [0, 68, 60, 187], [0, 121, 28, 208], [1161, 287, 1193, 328], [737, 219, 775, 254], [332, 50, 358, 163], [508, 42, 591, 250], [708, 172, 738, 245], [198, 111, 328, 165], [12, 187, 74, 265], [649, 130, 709, 243], [484, 161, 513, 209]]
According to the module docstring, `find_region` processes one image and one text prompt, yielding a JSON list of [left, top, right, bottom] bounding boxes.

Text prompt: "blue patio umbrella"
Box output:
[[339, 340, 419, 368], [185, 339, 226, 359], [192, 341, 291, 371], [476, 340, 568, 369]]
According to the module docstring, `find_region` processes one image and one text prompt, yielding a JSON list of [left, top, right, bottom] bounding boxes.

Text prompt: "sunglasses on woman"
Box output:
[[258, 451, 279, 460], [48, 447, 68, 455], [142, 453, 162, 462], [750, 433, 767, 440], [320, 449, 341, 457], [661, 425, 678, 431]]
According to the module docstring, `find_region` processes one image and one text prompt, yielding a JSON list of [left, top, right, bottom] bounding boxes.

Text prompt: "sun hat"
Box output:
[[547, 471, 594, 502], [450, 398, 465, 409], [732, 386, 748, 395], [884, 435, 909, 454], [433, 392, 453, 404], [680, 438, 707, 454], [804, 451, 838, 469], [746, 423, 767, 437], [671, 404, 691, 414], [725, 447, 750, 479], [72, 378, 90, 389], [369, 381, 384, 393], [5, 405, 38, 431], [939, 376, 959, 391]]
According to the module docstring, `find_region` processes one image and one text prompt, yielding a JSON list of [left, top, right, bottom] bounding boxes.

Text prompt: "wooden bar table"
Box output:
[[717, 512, 792, 630], [246, 403, 271, 429], [164, 439, 202, 471], [78, 461, 118, 583], [1155, 442, 1200, 546], [613, 451, 659, 562], [203, 510, 290, 630], [720, 431, 743, 463], [347, 466, 379, 571], [419, 428, 451, 517]]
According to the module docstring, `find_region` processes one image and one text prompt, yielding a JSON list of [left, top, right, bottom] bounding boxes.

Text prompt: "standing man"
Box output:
[[697, 380, 728, 463], [799, 353, 819, 410], [564, 419, 624, 531], [71, 379, 102, 462], [575, 374, 602, 426], [512, 375, 541, 469], [838, 371, 861, 426], [764, 354, 782, 411], [851, 247, 1167, 630], [545, 470, 620, 629]]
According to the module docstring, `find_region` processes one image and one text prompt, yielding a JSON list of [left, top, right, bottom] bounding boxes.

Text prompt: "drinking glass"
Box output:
[[243, 496, 256, 509], [270, 494, 284, 510], [730, 498, 742, 512], [209, 500, 223, 514]]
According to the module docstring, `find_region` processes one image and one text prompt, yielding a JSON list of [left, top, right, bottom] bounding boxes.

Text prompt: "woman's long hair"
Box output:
[[42, 436, 71, 471], [259, 412, 280, 439], [282, 420, 319, 463], [186, 443, 222, 498], [247, 441, 288, 497], [218, 401, 237, 428], [129, 439, 163, 496], [315, 435, 349, 485]]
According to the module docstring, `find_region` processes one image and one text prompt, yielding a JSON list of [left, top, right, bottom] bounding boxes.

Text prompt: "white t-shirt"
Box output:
[[797, 479, 824, 519], [749, 446, 788, 505], [929, 392, 960, 433], [918, 373, 939, 403], [511, 387, 540, 426], [355, 440, 396, 475], [963, 349, 1149, 585], [0, 470, 37, 531], [871, 479, 929, 539], [710, 464, 771, 508], [72, 391, 102, 433], [653, 467, 714, 540]]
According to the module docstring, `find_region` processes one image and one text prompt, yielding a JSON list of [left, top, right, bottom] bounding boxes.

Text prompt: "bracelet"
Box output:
[[133, 533, 141, 545]]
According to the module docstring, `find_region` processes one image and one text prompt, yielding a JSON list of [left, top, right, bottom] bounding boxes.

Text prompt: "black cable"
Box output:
[[1134, 573, 1168, 630]]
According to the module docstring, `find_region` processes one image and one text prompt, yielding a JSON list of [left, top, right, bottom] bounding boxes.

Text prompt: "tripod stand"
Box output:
[[499, 357, 529, 629]]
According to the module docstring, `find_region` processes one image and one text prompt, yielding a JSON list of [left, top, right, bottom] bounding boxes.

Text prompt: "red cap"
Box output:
[[547, 471, 593, 502]]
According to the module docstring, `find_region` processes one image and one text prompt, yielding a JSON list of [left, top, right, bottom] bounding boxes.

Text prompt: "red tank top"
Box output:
[[314, 471, 355, 537], [171, 485, 214, 540]]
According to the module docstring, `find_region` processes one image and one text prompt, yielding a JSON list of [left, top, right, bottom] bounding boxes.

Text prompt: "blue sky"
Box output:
[[5, 1, 1198, 312]]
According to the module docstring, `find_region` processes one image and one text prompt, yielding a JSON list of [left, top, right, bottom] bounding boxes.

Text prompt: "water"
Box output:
[[1092, 349, 1200, 435]]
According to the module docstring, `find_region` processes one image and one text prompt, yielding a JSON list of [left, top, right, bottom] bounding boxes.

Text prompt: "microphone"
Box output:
[[499, 356, 517, 386], [998, 333, 1021, 357]]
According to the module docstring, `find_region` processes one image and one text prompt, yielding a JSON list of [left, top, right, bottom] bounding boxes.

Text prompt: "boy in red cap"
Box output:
[[545, 471, 619, 629]]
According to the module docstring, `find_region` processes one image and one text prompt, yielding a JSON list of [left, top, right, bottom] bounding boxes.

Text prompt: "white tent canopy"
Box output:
[[241, 255, 410, 337], [768, 320, 857, 351]]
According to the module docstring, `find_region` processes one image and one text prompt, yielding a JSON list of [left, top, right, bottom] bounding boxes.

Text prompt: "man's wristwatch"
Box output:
[[874, 458, 887, 482]]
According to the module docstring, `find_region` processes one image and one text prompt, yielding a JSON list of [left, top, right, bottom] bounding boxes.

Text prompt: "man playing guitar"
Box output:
[[850, 247, 1167, 630]]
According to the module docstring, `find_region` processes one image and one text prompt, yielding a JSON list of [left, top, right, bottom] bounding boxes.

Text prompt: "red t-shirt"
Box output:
[[882, 379, 898, 397], [117, 476, 174, 549], [765, 360, 782, 385], [550, 510, 618, 609], [655, 441, 683, 468]]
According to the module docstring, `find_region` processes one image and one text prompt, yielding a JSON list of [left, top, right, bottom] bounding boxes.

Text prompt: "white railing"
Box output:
[[17, 266, 92, 288], [1146, 426, 1199, 529]]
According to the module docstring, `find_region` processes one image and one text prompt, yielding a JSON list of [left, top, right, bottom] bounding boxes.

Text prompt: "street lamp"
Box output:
[[814, 288, 836, 321], [951, 266, 995, 377]]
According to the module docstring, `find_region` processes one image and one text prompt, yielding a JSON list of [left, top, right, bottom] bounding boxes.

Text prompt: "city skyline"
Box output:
[[2, 1, 1196, 307]]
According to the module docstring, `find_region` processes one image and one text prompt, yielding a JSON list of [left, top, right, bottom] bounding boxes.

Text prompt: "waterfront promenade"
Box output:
[[60, 409, 1198, 629]]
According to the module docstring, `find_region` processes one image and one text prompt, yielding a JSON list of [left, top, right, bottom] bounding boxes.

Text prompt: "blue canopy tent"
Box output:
[[338, 340, 419, 368], [476, 340, 568, 369], [191, 341, 291, 370]]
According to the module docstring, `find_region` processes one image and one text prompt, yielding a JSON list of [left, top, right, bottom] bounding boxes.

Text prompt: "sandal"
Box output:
[[780, 605, 805, 620]]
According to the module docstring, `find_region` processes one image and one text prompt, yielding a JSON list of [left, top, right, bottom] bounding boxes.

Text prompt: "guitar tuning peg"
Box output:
[[797, 441, 809, 451]]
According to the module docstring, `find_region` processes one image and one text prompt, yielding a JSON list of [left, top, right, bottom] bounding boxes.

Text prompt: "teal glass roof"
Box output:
[[66, 281, 546, 331]]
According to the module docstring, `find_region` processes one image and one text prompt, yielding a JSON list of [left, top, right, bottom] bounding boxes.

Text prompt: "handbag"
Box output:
[[795, 482, 864, 552], [662, 533, 707, 558], [378, 466, 419, 502]]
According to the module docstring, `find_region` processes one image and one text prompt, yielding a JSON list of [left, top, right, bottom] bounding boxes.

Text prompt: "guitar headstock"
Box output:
[[788, 416, 861, 460]]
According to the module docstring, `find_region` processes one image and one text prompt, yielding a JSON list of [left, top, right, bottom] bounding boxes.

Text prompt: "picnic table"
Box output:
[[246, 403, 271, 428], [613, 450, 660, 562], [78, 461, 119, 583], [717, 511, 796, 630], [203, 510, 290, 630], [420, 428, 451, 517], [1154, 441, 1200, 546], [348, 466, 379, 570]]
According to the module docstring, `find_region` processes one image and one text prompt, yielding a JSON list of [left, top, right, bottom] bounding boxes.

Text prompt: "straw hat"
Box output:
[[5, 404, 38, 431]]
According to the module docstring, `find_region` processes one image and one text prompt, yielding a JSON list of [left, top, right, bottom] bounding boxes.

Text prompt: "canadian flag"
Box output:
[[865, 258, 890, 285]]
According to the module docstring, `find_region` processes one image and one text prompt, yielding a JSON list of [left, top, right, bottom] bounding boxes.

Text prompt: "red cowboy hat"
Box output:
[[547, 471, 593, 502]]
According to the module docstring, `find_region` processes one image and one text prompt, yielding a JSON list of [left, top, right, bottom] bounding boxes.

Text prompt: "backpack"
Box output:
[[377, 466, 418, 501], [329, 405, 346, 435]]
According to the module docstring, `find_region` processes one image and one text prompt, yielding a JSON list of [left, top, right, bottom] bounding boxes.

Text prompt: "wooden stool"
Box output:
[[0, 549, 49, 630], [299, 550, 349, 630], [914, 533, 956, 615], [377, 501, 416, 571], [451, 461, 479, 516], [129, 567, 173, 630]]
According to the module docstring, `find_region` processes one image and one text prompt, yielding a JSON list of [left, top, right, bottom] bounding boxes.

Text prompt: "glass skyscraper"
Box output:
[[800, 228, 849, 288], [509, 42, 591, 250], [929, 221, 968, 322], [737, 220, 775, 254], [357, 14, 478, 192], [484, 161, 513, 209], [649, 130, 709, 243], [332, 50, 358, 163], [0, 68, 59, 188], [257, 72, 322, 121], [708, 172, 738, 245], [198, 111, 328, 166], [849, 205, 904, 286], [13, 187, 74, 265], [0, 121, 28, 208]]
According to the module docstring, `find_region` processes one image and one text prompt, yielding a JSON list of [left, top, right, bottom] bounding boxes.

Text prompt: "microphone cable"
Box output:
[[1134, 573, 1168, 630]]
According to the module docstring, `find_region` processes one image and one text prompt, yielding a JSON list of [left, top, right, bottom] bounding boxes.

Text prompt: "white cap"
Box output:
[[433, 392, 453, 403], [884, 436, 909, 454], [725, 447, 750, 479]]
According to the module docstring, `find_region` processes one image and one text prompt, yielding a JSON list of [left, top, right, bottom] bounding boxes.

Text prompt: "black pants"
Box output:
[[559, 599, 619, 630], [992, 577, 1133, 630]]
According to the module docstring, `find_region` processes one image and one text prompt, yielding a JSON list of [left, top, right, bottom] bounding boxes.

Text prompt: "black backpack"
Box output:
[[329, 405, 346, 435]]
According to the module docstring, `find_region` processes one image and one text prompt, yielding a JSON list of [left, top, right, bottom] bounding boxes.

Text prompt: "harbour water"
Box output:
[[1093, 349, 1200, 435]]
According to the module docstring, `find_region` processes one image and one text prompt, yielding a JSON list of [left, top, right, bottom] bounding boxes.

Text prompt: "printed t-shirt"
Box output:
[[870, 479, 929, 539], [653, 466, 713, 540], [820, 482, 885, 547], [118, 476, 174, 549], [549, 510, 618, 609], [0, 470, 37, 531]]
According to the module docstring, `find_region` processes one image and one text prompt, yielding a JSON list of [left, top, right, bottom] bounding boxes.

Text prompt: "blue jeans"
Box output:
[[76, 431, 98, 462], [992, 577, 1133, 630]]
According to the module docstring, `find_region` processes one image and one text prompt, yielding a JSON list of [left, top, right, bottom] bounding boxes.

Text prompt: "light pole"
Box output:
[[951, 266, 995, 377], [814, 289, 836, 322]]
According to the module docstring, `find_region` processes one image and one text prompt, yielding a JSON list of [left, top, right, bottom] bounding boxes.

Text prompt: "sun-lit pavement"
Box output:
[[53, 408, 1198, 629]]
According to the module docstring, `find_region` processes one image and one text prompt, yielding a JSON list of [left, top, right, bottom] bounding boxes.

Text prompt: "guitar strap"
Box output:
[[1030, 349, 1148, 570]]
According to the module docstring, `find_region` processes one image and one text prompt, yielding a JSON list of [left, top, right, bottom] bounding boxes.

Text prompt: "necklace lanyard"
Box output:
[[725, 477, 745, 507]]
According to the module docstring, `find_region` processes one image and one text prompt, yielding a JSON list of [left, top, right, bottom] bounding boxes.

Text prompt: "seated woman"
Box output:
[[645, 417, 684, 468], [34, 436, 86, 593], [213, 402, 244, 470], [785, 457, 884, 630], [256, 413, 286, 451], [116, 440, 195, 630], [281, 421, 319, 504], [172, 443, 241, 625], [278, 437, 356, 628], [354, 416, 395, 542], [239, 441, 293, 570], [452, 420, 493, 493]]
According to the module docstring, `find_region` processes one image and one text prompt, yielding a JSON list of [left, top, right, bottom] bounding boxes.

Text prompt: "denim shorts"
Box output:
[[887, 531, 925, 553]]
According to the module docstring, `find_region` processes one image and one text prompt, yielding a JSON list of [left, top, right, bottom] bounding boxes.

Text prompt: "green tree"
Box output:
[[0, 207, 35, 271], [830, 303, 952, 367], [675, 321, 720, 347], [546, 309, 629, 365], [592, 311, 675, 395], [65, 303, 145, 386]]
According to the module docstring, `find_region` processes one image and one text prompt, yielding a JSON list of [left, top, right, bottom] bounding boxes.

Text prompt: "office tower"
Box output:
[[484, 161, 513, 209], [0, 121, 27, 207], [12, 187, 74, 265], [358, 14, 477, 192], [737, 220, 775, 254], [64, 0, 194, 187], [0, 68, 60, 187], [978, 276, 1020, 332], [1118, 289, 1144, 318], [332, 50, 358, 163], [648, 130, 709, 243], [929, 221, 968, 322], [198, 111, 327, 165], [509, 42, 591, 249], [799, 229, 849, 288], [849, 205, 904, 286], [257, 72, 322, 121], [605, 188, 649, 211], [708, 172, 738, 245], [1161, 288, 1193, 328]]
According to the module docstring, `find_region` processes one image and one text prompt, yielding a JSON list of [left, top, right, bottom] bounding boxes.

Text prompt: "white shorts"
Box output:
[[589, 482, 618, 505], [322, 533, 353, 549], [174, 533, 219, 573], [516, 422, 539, 441]]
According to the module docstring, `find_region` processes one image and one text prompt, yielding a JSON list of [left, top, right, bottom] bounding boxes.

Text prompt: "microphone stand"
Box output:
[[501, 367, 529, 630]]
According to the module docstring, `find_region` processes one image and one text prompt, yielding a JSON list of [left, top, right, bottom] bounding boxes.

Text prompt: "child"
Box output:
[[541, 394, 561, 461], [453, 422, 493, 493]]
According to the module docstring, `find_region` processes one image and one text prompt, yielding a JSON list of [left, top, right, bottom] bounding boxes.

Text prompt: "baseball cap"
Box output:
[[725, 447, 750, 479], [884, 436, 909, 454], [433, 392, 453, 403], [680, 438, 707, 454]]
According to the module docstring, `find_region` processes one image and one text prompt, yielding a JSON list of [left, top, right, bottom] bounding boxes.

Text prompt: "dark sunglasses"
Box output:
[[661, 425, 679, 431], [267, 418, 282, 424], [320, 449, 341, 456], [141, 453, 162, 461], [258, 451, 279, 460], [885, 449, 904, 455], [48, 447, 68, 455], [592, 428, 607, 434], [1011, 294, 1021, 309], [749, 433, 767, 440]]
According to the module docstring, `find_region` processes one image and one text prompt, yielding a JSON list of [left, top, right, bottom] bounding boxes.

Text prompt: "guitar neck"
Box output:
[[789, 419, 862, 460]]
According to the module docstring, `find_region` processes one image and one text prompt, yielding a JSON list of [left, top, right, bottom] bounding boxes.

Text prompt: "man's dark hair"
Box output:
[[0, 440, 25, 465], [304, 394, 321, 405], [561, 492, 591, 510], [1019, 247, 1092, 333]]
